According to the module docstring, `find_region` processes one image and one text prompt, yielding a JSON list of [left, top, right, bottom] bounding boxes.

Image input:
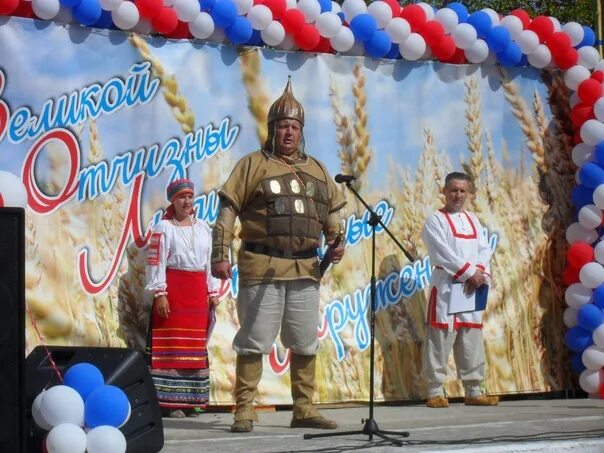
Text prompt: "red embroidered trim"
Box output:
[[147, 232, 162, 266], [428, 287, 448, 329], [452, 262, 470, 281], [439, 209, 477, 239]]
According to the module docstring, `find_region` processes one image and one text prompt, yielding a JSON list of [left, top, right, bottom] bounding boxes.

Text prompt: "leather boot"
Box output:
[[289, 353, 337, 429], [231, 354, 263, 432]]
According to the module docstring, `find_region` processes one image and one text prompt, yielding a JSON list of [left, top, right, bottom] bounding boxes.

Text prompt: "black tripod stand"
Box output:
[[304, 178, 415, 446]]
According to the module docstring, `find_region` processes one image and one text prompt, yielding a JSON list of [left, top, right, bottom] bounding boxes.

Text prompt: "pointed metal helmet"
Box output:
[[267, 76, 305, 126]]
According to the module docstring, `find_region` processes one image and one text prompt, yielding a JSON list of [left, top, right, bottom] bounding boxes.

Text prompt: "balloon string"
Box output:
[[26, 304, 63, 384]]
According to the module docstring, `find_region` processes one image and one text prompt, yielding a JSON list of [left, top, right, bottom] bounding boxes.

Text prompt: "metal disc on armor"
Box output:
[[305, 181, 315, 197], [270, 179, 281, 194], [275, 198, 286, 214], [290, 179, 301, 194], [294, 199, 305, 214]]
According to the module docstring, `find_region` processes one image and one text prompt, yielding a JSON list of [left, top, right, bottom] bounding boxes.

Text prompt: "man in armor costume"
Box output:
[[212, 78, 346, 432]]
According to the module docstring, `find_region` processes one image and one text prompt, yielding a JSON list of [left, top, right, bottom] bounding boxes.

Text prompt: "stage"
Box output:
[[160, 396, 604, 452]]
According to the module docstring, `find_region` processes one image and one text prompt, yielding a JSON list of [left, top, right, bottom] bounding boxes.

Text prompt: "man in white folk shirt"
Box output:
[[420, 171, 499, 408]]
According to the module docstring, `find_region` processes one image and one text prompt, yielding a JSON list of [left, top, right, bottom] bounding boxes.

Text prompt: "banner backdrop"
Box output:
[[0, 17, 575, 405]]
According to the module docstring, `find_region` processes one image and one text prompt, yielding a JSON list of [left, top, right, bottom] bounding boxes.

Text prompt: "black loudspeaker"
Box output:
[[0, 208, 26, 453], [26, 347, 164, 453]]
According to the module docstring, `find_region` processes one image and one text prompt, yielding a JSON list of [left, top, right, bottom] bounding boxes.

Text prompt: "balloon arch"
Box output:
[[1, 1, 603, 397]]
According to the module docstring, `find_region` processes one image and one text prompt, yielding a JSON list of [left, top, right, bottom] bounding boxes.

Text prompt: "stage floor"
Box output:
[[160, 396, 604, 452]]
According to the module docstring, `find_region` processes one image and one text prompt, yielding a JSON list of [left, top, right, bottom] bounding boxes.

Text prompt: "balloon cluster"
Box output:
[[0, 1, 598, 62], [0, 170, 28, 208], [32, 363, 131, 453]]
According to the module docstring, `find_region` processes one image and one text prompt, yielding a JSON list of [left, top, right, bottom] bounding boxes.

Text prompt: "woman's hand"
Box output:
[[155, 295, 170, 319], [209, 296, 220, 307]]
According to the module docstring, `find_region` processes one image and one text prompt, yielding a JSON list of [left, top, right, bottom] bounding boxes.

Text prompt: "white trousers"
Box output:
[[233, 280, 320, 356], [424, 326, 485, 398]]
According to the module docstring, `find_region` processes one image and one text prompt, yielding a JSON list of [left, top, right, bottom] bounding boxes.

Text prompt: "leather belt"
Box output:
[[242, 241, 317, 259]]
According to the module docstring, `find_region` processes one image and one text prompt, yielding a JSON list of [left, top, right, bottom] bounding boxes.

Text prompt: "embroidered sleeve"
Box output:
[[145, 221, 169, 294], [421, 214, 476, 282]]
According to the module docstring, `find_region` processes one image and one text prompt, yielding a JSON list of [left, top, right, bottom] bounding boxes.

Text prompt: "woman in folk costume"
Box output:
[[145, 178, 221, 418]]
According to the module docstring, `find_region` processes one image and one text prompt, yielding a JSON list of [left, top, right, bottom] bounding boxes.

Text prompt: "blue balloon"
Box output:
[[199, 0, 215, 12], [571, 351, 587, 374], [73, 0, 102, 26], [60, 0, 81, 6], [571, 184, 595, 209], [226, 16, 253, 45], [579, 26, 596, 48], [447, 2, 469, 23], [594, 284, 604, 309], [565, 325, 594, 352], [85, 385, 130, 429], [386, 43, 400, 60], [64, 362, 104, 401], [486, 26, 511, 53], [364, 30, 391, 58], [93, 9, 114, 29], [349, 13, 378, 42], [210, 0, 238, 29], [578, 303, 604, 331], [517, 54, 528, 67], [337, 12, 345, 23], [579, 162, 604, 189], [245, 29, 263, 46], [497, 41, 522, 67], [594, 141, 604, 165], [317, 0, 331, 13], [467, 11, 492, 38]]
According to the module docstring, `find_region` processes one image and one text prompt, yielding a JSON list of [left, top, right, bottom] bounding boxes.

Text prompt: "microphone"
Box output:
[[334, 174, 357, 183]]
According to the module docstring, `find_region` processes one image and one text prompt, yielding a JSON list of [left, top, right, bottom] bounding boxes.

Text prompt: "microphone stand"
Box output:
[[304, 180, 415, 446]]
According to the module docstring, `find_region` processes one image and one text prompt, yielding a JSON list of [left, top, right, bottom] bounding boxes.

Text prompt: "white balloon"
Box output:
[[341, 0, 366, 22], [594, 97, 604, 123], [580, 262, 604, 289], [566, 222, 599, 244], [570, 91, 581, 108], [86, 426, 127, 453], [247, 4, 273, 30], [549, 16, 561, 32], [278, 33, 297, 51], [593, 323, 604, 347], [329, 26, 354, 52], [164, 0, 175, 5], [527, 44, 551, 69], [481, 8, 499, 26], [233, 0, 253, 15], [415, 2, 434, 20], [579, 369, 602, 394], [345, 40, 365, 56], [499, 15, 523, 39], [112, 1, 140, 30], [579, 204, 603, 230], [297, 0, 321, 23], [46, 423, 87, 453], [563, 307, 578, 328], [32, 391, 52, 431], [285, 0, 296, 9], [595, 59, 604, 73], [434, 8, 457, 34], [451, 23, 477, 50], [133, 17, 152, 34], [173, 0, 200, 22], [516, 30, 539, 55], [595, 240, 604, 264], [330, 1, 341, 14], [565, 283, 594, 309], [565, 65, 592, 91], [385, 17, 410, 44], [208, 26, 225, 44], [55, 5, 74, 24], [261, 20, 285, 46], [399, 33, 426, 61], [366, 1, 392, 29], [582, 345, 604, 370], [0, 171, 27, 208], [571, 143, 594, 167], [563, 22, 585, 47], [190, 12, 215, 39], [581, 119, 604, 146], [100, 0, 122, 11], [316, 12, 342, 38], [578, 46, 601, 70], [594, 184, 604, 210], [32, 0, 60, 20], [465, 39, 489, 64], [40, 385, 84, 428]]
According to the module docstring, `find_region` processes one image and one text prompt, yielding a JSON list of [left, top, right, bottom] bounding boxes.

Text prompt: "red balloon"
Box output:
[[432, 35, 455, 61], [570, 103, 595, 127], [554, 47, 579, 70], [136, 0, 163, 20], [294, 24, 320, 51], [600, 381, 604, 399], [567, 242, 595, 269], [0, 0, 19, 15], [592, 71, 604, 83], [253, 0, 264, 5], [562, 265, 581, 286], [444, 47, 466, 64], [421, 20, 445, 47], [577, 79, 602, 105], [165, 20, 192, 39], [548, 31, 572, 53], [13, 0, 34, 18], [312, 36, 333, 54], [152, 7, 179, 34], [529, 15, 555, 43], [574, 128, 583, 145], [381, 0, 401, 17], [509, 9, 531, 29], [282, 9, 305, 35], [400, 4, 426, 32], [263, 0, 286, 20]]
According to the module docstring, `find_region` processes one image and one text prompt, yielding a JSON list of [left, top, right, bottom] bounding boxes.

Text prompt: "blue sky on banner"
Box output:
[[0, 16, 550, 188]]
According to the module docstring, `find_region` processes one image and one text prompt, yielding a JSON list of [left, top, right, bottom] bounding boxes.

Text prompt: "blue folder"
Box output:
[[475, 284, 489, 311]]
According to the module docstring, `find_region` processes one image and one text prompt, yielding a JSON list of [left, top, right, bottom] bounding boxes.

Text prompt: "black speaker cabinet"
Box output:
[[0, 207, 26, 453], [26, 347, 164, 453]]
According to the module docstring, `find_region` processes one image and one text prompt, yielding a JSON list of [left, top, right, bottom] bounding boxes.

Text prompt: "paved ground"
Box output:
[[160, 397, 604, 452]]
